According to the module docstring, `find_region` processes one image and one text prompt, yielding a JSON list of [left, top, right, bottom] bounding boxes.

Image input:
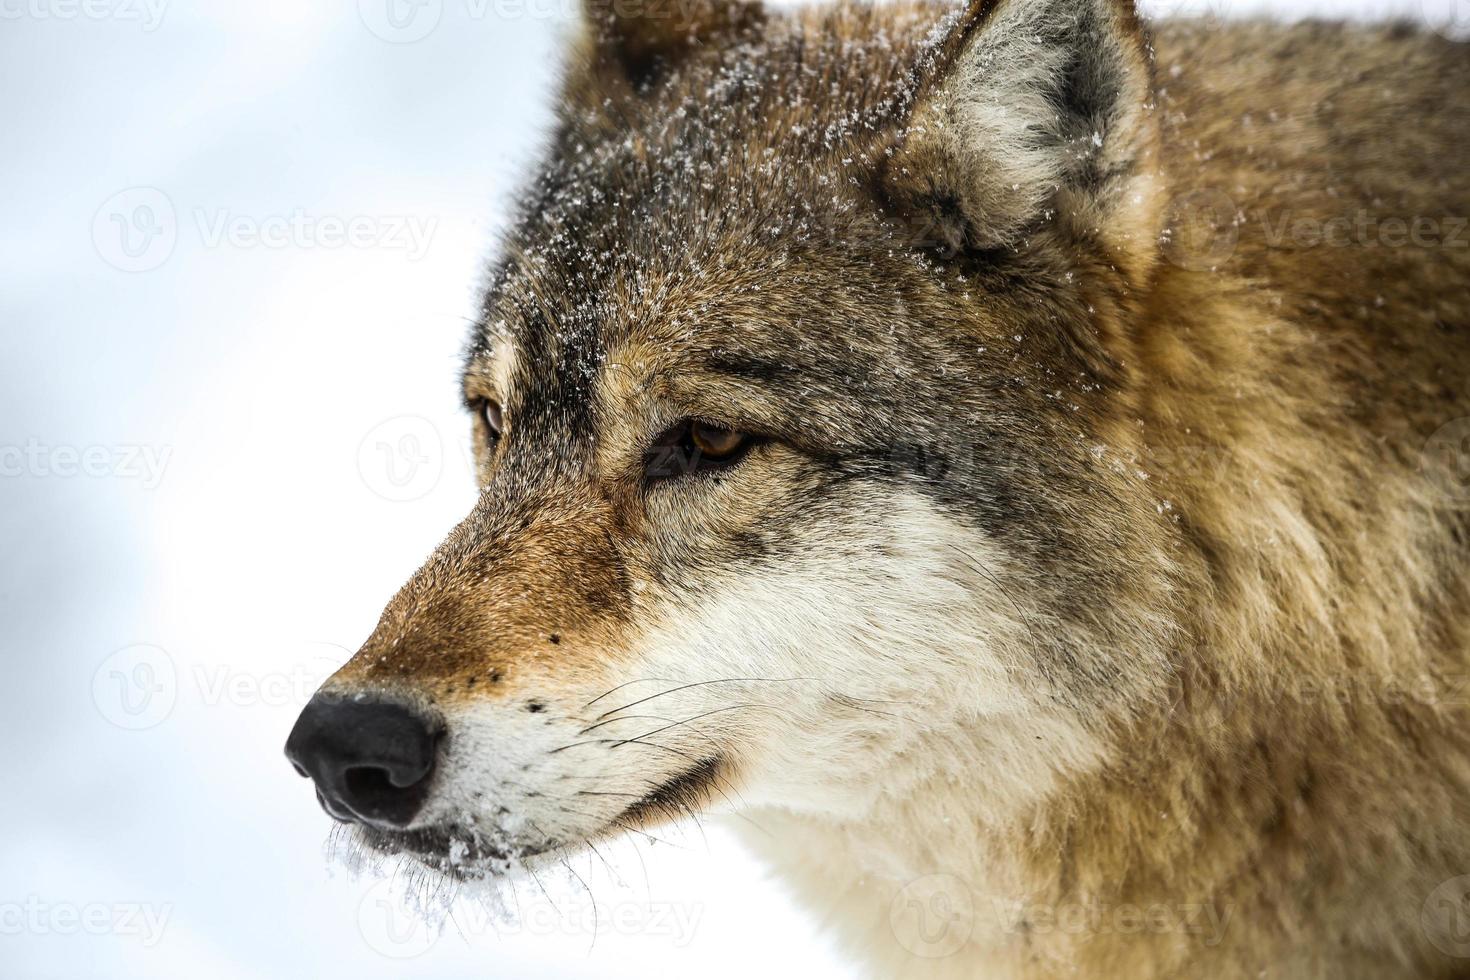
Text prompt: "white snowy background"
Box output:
[[1, 0, 1464, 977]]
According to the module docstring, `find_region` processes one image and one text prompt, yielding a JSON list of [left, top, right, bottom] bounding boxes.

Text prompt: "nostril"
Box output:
[[345, 766, 396, 797], [336, 761, 434, 827], [344, 761, 431, 797]]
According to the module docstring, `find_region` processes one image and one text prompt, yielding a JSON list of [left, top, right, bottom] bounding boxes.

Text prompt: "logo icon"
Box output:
[[889, 873, 974, 959], [1423, 875, 1470, 957], [92, 644, 177, 730], [92, 187, 177, 272], [1423, 417, 1470, 503], [358, 416, 443, 502], [1422, 0, 1470, 40], [357, 878, 441, 957], [1160, 188, 1239, 272], [358, 0, 443, 43]]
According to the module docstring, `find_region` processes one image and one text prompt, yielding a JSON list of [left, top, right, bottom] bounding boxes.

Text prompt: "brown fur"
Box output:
[[312, 2, 1470, 976]]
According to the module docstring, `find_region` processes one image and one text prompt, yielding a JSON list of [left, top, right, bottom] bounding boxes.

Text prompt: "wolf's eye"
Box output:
[[646, 420, 756, 481], [478, 399, 504, 441], [690, 422, 743, 459]]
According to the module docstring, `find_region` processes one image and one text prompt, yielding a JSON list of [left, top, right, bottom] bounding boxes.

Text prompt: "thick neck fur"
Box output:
[[735, 19, 1470, 978]]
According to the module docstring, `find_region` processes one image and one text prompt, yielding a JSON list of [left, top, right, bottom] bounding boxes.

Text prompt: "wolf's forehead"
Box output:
[[471, 161, 834, 394], [466, 5, 956, 404]]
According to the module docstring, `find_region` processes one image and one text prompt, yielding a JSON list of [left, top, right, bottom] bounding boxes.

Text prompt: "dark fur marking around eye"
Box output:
[[706, 354, 801, 383]]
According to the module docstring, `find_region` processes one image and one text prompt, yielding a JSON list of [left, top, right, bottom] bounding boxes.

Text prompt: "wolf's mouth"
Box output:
[[356, 824, 522, 875], [355, 756, 728, 875]]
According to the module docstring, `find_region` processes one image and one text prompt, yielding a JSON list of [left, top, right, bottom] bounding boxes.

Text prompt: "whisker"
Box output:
[[548, 737, 708, 765], [527, 864, 567, 929], [584, 838, 621, 888], [595, 676, 818, 721], [573, 790, 646, 798], [583, 676, 682, 709], [726, 807, 776, 840], [555, 803, 682, 849], [953, 543, 1044, 656], [609, 703, 786, 746], [578, 712, 706, 737], [560, 857, 598, 953]]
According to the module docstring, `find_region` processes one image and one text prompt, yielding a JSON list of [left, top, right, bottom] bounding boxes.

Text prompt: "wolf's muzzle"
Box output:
[[284, 695, 439, 829]]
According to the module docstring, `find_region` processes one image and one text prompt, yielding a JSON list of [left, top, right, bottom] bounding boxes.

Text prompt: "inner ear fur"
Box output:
[[879, 0, 1162, 274]]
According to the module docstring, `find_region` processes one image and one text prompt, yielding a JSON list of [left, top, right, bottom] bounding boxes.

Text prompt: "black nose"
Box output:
[[284, 695, 439, 829]]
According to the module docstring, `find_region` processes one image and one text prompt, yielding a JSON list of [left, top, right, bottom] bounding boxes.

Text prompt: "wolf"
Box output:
[[285, 0, 1470, 976]]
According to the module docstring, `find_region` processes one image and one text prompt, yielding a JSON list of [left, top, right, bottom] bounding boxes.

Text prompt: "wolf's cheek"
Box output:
[[602, 487, 1112, 824], [411, 485, 1108, 855]]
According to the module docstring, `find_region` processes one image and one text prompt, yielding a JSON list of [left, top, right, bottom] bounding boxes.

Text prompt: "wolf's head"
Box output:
[[288, 0, 1183, 876]]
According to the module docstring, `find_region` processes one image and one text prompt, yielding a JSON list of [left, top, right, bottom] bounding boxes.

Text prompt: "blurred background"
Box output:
[[1, 0, 1464, 976]]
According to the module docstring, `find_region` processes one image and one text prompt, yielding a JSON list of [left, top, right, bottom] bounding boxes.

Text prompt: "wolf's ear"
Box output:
[[584, 0, 765, 90], [881, 0, 1160, 265]]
